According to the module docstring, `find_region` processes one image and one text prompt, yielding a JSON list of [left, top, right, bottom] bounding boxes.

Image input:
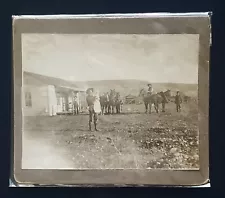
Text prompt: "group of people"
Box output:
[[85, 84, 183, 131]]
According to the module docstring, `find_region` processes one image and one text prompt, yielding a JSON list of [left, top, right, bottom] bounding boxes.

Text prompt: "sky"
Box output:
[[22, 33, 199, 84]]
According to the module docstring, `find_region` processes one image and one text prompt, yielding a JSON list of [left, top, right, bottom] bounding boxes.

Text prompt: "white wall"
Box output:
[[47, 85, 57, 116], [22, 85, 49, 116]]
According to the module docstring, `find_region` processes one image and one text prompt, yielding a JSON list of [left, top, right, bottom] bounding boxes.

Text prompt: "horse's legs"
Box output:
[[149, 103, 152, 114], [106, 105, 109, 114], [75, 107, 77, 115], [109, 105, 112, 114], [101, 105, 104, 115], [144, 102, 148, 113], [162, 102, 165, 112], [103, 105, 106, 115], [118, 104, 120, 113], [154, 103, 159, 113], [74, 106, 76, 115], [108, 105, 110, 114], [112, 105, 115, 114], [72, 105, 75, 115], [103, 105, 106, 114]]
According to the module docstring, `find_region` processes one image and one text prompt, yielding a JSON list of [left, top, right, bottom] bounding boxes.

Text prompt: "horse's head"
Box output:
[[161, 89, 172, 102], [164, 89, 171, 97], [110, 89, 116, 96], [139, 89, 146, 97]]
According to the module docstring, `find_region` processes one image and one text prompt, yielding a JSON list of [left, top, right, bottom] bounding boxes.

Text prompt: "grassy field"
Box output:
[[23, 100, 199, 169]]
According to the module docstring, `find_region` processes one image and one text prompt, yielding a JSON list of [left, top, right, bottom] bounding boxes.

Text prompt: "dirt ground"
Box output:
[[22, 101, 199, 169]]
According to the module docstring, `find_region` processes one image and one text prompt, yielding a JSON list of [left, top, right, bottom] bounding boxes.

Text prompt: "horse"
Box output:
[[108, 89, 117, 114], [115, 92, 123, 114], [139, 89, 171, 114], [99, 92, 110, 114]]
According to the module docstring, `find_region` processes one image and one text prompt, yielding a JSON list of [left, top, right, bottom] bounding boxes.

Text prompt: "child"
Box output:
[[175, 91, 182, 112], [94, 90, 101, 115]]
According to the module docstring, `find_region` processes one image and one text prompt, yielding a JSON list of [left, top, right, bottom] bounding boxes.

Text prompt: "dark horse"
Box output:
[[99, 92, 110, 114], [109, 89, 117, 114], [139, 89, 171, 114]]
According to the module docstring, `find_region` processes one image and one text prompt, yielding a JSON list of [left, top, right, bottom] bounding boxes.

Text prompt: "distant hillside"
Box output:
[[73, 79, 198, 97]]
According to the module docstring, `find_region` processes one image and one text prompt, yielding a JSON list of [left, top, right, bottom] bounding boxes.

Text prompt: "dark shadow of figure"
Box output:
[[115, 92, 123, 114], [175, 91, 182, 112]]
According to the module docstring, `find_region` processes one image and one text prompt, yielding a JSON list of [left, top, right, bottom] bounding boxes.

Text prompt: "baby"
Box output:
[[93, 90, 101, 114]]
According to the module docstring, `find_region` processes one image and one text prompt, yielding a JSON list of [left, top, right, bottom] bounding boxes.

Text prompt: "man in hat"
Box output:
[[72, 93, 80, 115], [86, 88, 98, 131], [175, 91, 182, 112], [147, 83, 153, 95]]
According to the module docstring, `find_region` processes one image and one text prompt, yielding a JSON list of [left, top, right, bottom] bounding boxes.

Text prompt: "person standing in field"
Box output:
[[86, 88, 99, 131], [175, 91, 182, 112], [72, 92, 80, 115]]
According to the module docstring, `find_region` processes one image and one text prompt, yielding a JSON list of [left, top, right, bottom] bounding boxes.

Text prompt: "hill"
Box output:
[[72, 79, 198, 97]]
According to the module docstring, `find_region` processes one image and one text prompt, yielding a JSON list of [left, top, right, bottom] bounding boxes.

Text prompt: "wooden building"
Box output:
[[22, 71, 86, 116]]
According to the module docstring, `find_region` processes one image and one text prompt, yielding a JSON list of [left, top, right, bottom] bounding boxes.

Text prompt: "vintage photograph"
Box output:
[[21, 33, 200, 170]]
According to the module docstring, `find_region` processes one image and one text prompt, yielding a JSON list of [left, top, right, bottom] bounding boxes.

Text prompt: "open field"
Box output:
[[22, 101, 199, 169]]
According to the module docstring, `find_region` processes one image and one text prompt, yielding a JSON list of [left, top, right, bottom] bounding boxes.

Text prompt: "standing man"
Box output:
[[175, 91, 182, 112], [73, 94, 79, 115], [86, 88, 98, 131]]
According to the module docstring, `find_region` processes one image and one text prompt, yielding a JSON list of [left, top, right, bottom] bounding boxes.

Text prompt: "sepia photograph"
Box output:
[[12, 14, 210, 185], [21, 33, 200, 170]]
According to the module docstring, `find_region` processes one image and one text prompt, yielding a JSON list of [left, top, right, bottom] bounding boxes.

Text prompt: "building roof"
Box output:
[[23, 71, 86, 92]]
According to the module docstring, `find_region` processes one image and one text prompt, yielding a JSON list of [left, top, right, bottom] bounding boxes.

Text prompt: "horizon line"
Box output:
[[23, 71, 198, 85]]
